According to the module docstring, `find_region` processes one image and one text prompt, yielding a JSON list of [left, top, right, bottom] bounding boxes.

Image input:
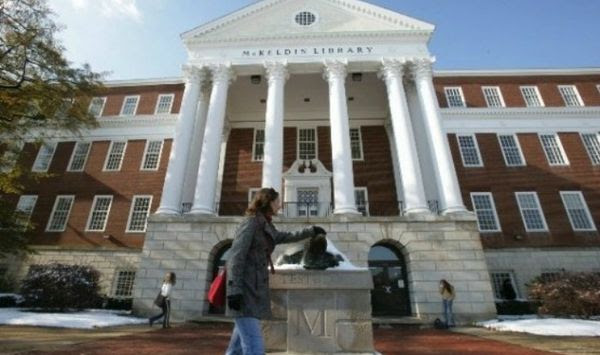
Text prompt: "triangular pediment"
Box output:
[[182, 0, 434, 44]]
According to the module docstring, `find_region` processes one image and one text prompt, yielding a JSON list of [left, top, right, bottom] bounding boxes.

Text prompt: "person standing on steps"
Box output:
[[439, 279, 456, 328], [149, 272, 176, 329], [225, 187, 326, 355]]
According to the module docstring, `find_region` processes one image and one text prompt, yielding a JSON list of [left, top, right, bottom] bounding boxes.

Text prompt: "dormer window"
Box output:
[[295, 11, 316, 26]]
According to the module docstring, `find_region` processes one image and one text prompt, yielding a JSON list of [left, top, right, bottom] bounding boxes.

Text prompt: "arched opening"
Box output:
[[368, 243, 411, 317], [208, 241, 232, 315]]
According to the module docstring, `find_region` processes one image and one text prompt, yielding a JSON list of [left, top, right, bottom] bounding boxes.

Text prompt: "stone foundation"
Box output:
[[133, 213, 497, 323]]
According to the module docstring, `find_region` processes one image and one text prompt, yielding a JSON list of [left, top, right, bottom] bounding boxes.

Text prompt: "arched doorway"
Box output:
[[368, 243, 411, 317], [208, 242, 232, 314]]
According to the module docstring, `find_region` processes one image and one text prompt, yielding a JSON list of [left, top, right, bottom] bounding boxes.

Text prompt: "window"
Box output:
[[295, 11, 316, 26], [482, 86, 505, 108], [498, 135, 525, 166], [32, 142, 57, 172], [155, 94, 174, 114], [126, 196, 152, 232], [457, 135, 483, 167], [252, 129, 265, 161], [120, 96, 139, 116], [560, 191, 596, 231], [490, 272, 519, 300], [558, 85, 584, 107], [581, 133, 600, 165], [444, 87, 466, 108], [67, 142, 91, 172], [539, 134, 569, 166], [113, 270, 136, 298], [298, 128, 317, 160], [88, 97, 106, 118], [86, 196, 112, 232], [355, 188, 369, 216], [141, 140, 163, 170], [15, 195, 37, 227], [297, 188, 319, 217], [520, 86, 544, 107], [104, 141, 127, 171], [540, 271, 562, 283], [350, 128, 363, 160], [46, 195, 75, 232], [515, 192, 548, 232], [470, 192, 501, 232], [248, 188, 260, 204]]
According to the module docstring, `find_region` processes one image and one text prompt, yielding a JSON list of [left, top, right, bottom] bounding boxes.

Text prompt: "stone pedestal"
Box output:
[[265, 269, 375, 355]]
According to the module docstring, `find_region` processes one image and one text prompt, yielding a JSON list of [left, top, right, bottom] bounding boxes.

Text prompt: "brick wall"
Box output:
[[449, 132, 600, 249], [99, 84, 184, 116], [9, 139, 172, 249], [434, 75, 600, 108]]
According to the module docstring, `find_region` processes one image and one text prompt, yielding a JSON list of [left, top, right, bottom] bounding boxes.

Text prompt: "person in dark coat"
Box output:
[[501, 278, 517, 300], [225, 187, 325, 355]]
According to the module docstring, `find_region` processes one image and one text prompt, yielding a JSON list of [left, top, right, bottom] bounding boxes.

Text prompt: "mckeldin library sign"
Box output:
[[241, 46, 375, 57]]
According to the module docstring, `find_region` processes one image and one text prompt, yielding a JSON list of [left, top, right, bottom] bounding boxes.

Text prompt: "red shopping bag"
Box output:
[[208, 269, 226, 308]]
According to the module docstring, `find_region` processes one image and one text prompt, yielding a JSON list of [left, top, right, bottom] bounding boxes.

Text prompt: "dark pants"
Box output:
[[149, 299, 171, 328]]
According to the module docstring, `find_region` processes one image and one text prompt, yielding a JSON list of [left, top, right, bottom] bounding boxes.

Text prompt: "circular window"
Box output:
[[295, 11, 316, 26]]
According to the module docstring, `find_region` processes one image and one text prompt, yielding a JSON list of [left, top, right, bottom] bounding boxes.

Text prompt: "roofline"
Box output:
[[434, 68, 600, 77], [102, 77, 184, 87]]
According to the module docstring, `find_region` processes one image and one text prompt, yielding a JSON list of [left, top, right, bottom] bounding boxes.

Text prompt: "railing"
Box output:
[[180, 200, 441, 217]]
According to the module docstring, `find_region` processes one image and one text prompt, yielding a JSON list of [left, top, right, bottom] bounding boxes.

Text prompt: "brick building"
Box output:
[[2, 0, 599, 322]]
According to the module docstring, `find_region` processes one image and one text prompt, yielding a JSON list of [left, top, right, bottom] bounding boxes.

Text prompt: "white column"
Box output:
[[380, 59, 429, 215], [214, 122, 231, 208], [190, 64, 236, 215], [182, 86, 210, 206], [412, 58, 467, 214], [261, 62, 289, 194], [323, 60, 359, 215], [157, 65, 205, 215]]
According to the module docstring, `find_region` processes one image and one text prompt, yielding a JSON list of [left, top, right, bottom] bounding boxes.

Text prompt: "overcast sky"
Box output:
[[48, 0, 600, 80]]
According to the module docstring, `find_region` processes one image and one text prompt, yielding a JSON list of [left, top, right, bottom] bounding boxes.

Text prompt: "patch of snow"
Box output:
[[0, 308, 147, 329], [477, 317, 600, 336]]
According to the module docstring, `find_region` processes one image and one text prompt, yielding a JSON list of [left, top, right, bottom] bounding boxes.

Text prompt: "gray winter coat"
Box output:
[[226, 213, 315, 319]]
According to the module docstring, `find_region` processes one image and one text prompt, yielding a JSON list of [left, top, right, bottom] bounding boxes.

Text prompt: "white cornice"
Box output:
[[97, 114, 178, 128], [434, 68, 600, 77], [103, 77, 183, 87], [181, 0, 434, 44], [441, 106, 600, 118]]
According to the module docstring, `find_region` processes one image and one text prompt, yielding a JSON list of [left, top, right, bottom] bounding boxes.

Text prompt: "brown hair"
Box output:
[[440, 279, 453, 293], [245, 187, 279, 216], [164, 272, 176, 285]]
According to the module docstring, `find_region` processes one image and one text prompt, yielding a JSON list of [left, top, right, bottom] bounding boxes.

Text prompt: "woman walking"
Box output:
[[149, 272, 176, 329], [439, 279, 456, 328], [225, 187, 325, 355]]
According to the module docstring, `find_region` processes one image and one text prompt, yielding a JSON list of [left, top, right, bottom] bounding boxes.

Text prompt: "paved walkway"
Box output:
[[0, 323, 574, 355]]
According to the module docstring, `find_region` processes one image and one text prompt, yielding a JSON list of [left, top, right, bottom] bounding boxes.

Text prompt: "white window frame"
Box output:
[[119, 95, 140, 116], [88, 97, 107, 118], [248, 188, 260, 204], [103, 141, 127, 172], [497, 134, 526, 167], [67, 142, 92, 172], [15, 195, 38, 226], [252, 128, 265, 162], [354, 187, 369, 216], [32, 142, 57, 172], [482, 86, 506, 108], [350, 127, 364, 161], [515, 192, 549, 232], [444, 86, 466, 108], [154, 94, 175, 114], [46, 195, 75, 232], [539, 133, 569, 166], [581, 132, 600, 166], [85, 195, 113, 232], [297, 127, 318, 160], [558, 85, 584, 107], [470, 192, 502, 232], [559, 191, 596, 232], [140, 140, 164, 171], [112, 269, 137, 298], [597, 84, 600, 94], [457, 134, 483, 167], [126, 195, 153, 233], [520, 86, 545, 107], [490, 271, 520, 300]]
